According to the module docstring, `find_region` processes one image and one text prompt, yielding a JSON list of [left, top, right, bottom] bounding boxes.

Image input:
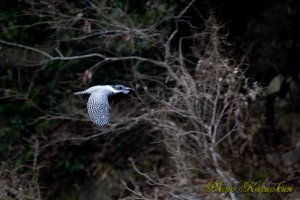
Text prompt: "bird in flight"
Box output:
[[74, 85, 133, 127]]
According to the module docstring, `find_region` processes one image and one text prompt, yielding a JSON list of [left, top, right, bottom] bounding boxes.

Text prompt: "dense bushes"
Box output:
[[1, 0, 300, 199]]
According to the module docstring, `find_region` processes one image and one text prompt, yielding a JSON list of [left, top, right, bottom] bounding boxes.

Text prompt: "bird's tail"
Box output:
[[74, 91, 87, 95]]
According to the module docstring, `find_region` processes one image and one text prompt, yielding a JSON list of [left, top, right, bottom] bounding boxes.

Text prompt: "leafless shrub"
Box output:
[[121, 17, 264, 200], [0, 168, 41, 200], [0, 141, 41, 200]]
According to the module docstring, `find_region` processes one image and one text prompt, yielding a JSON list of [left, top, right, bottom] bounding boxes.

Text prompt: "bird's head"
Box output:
[[108, 84, 134, 94]]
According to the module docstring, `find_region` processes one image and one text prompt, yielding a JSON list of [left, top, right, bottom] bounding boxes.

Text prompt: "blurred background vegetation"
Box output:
[[0, 0, 300, 199]]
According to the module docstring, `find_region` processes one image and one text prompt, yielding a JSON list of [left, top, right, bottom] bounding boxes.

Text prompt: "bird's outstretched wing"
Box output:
[[87, 93, 110, 127]]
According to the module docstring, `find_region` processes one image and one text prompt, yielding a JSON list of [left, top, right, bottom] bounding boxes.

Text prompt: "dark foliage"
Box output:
[[1, 0, 300, 199]]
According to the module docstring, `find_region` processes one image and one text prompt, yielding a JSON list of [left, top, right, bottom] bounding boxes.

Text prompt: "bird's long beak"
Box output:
[[126, 87, 134, 91]]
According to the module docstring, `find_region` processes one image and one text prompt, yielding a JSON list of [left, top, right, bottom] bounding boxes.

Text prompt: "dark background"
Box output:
[[1, 0, 300, 199]]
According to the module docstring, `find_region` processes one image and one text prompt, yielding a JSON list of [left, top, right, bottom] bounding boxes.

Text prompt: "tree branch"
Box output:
[[0, 39, 166, 67]]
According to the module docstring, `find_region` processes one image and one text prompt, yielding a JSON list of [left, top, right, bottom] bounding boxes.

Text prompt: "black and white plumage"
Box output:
[[74, 85, 133, 127]]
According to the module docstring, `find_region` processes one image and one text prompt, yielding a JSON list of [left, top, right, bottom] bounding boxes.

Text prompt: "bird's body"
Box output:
[[74, 85, 133, 127]]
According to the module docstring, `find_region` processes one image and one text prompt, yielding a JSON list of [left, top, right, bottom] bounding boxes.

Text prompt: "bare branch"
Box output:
[[0, 39, 166, 67]]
